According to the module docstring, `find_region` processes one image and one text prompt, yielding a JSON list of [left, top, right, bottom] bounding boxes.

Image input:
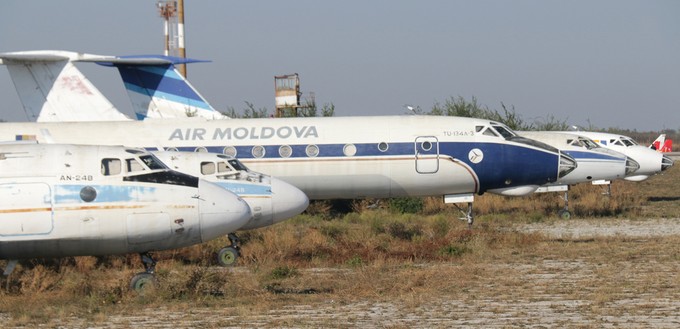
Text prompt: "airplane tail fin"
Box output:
[[650, 134, 673, 153], [0, 50, 130, 122], [95, 55, 227, 120]]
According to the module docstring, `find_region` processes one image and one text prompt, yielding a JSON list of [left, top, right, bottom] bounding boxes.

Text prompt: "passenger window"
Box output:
[[101, 158, 121, 176], [201, 162, 216, 175], [126, 158, 144, 172]]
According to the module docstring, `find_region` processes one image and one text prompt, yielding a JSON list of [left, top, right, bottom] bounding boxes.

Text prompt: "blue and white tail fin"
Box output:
[[0, 50, 130, 122], [96, 55, 227, 120]]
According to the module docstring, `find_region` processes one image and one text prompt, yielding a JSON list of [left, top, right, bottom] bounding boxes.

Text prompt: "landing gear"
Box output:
[[445, 194, 475, 229], [129, 252, 158, 293], [454, 202, 474, 229], [216, 233, 241, 267], [557, 208, 571, 220], [558, 190, 571, 219]]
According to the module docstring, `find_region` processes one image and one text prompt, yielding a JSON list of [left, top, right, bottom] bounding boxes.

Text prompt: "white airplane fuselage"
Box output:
[[152, 151, 308, 230], [0, 116, 575, 200], [518, 131, 638, 185], [567, 131, 674, 181], [0, 144, 251, 260]]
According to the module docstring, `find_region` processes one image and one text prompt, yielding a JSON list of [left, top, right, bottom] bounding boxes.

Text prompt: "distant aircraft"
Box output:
[[650, 134, 673, 153], [567, 131, 674, 182], [518, 131, 639, 218], [0, 50, 579, 228], [0, 143, 251, 290]]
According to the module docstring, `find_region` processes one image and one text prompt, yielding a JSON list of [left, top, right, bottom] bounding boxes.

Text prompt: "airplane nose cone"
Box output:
[[198, 179, 251, 242], [661, 155, 674, 171], [270, 177, 309, 224], [558, 153, 578, 178], [625, 157, 640, 176]]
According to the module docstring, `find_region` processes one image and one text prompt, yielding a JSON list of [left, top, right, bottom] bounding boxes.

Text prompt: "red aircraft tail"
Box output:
[[651, 134, 673, 153]]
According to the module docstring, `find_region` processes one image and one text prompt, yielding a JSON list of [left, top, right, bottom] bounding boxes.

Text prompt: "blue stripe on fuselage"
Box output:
[[54, 185, 159, 204], [153, 141, 559, 193], [215, 182, 271, 196], [562, 150, 624, 162]]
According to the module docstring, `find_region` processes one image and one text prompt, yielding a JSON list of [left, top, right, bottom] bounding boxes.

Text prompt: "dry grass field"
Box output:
[[1, 162, 680, 328]]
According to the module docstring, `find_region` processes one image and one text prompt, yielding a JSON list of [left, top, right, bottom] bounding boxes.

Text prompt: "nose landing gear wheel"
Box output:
[[130, 272, 158, 293], [217, 247, 240, 267], [557, 209, 571, 220], [130, 252, 159, 293]]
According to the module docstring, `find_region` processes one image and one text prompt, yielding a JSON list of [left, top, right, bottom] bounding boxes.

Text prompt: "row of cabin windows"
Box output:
[[167, 143, 395, 158]]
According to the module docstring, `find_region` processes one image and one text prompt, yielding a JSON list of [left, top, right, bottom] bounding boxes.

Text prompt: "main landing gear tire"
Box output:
[[130, 272, 157, 293], [217, 247, 240, 267], [557, 209, 571, 220]]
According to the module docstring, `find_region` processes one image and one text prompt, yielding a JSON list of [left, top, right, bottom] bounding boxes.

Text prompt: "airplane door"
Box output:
[[0, 183, 54, 236], [415, 136, 439, 174]]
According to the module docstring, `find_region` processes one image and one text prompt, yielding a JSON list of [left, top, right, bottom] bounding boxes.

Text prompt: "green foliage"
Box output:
[[438, 244, 470, 257], [269, 266, 299, 280], [388, 197, 424, 214], [346, 255, 363, 267]]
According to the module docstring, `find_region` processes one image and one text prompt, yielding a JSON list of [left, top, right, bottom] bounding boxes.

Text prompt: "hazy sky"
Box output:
[[1, 1, 678, 131]]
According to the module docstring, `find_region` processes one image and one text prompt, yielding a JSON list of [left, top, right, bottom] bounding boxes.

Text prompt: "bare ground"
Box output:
[[4, 217, 680, 328]]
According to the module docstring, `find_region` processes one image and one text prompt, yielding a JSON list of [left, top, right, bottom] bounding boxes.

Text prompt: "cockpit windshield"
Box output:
[[124, 170, 199, 187], [140, 155, 167, 170], [228, 159, 249, 172], [579, 137, 600, 150], [491, 125, 517, 140], [621, 137, 638, 146]]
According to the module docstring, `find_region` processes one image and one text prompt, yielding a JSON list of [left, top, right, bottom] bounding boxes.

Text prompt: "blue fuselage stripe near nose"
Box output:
[[152, 141, 560, 193], [53, 185, 160, 204], [215, 182, 272, 196], [562, 150, 624, 162]]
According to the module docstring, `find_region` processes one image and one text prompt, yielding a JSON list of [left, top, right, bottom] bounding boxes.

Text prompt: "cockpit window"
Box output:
[[201, 161, 216, 175], [613, 140, 624, 146], [140, 155, 166, 170], [568, 139, 584, 147], [491, 125, 516, 140], [475, 125, 500, 137], [217, 162, 232, 173], [228, 159, 249, 171], [579, 138, 599, 150], [126, 158, 145, 172], [124, 171, 199, 188], [101, 158, 122, 176], [621, 138, 637, 146]]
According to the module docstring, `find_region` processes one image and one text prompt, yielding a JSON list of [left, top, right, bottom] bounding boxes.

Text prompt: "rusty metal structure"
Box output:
[[274, 73, 302, 117], [157, 0, 187, 77]]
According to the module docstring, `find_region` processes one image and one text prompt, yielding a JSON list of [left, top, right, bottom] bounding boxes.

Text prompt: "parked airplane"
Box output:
[[518, 131, 639, 218], [0, 51, 309, 265], [650, 134, 673, 153], [152, 151, 308, 265], [0, 143, 251, 290], [567, 130, 674, 182], [0, 50, 579, 228]]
